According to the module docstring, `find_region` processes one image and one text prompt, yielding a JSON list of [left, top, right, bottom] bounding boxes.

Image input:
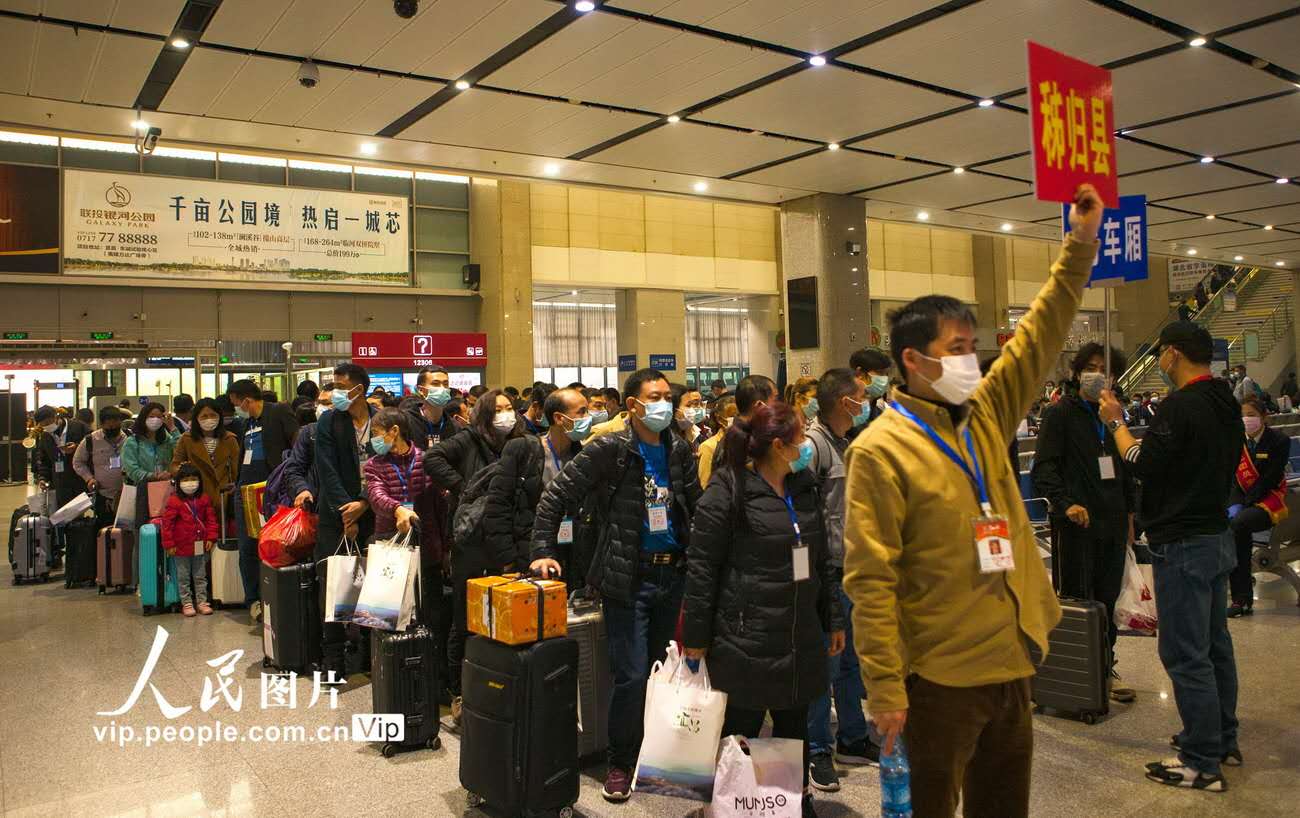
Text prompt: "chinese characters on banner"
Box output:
[[63, 169, 409, 286], [1062, 195, 1148, 286], [1028, 41, 1119, 207]]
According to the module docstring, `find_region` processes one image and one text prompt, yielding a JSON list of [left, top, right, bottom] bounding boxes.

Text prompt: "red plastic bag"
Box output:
[[257, 506, 318, 567]]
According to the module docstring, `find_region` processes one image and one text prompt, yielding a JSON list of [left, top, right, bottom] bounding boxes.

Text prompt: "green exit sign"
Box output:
[[3, 331, 28, 340], [313, 333, 333, 342], [220, 355, 230, 364], [90, 331, 114, 341]]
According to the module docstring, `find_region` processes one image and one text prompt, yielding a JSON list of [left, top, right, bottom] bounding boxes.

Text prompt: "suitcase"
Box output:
[[1029, 597, 1110, 724], [371, 625, 442, 757], [260, 562, 322, 674], [12, 513, 52, 584], [210, 499, 245, 609], [460, 635, 580, 818], [568, 589, 611, 761], [8, 504, 29, 569], [97, 525, 135, 593], [63, 517, 99, 588], [138, 522, 181, 615]]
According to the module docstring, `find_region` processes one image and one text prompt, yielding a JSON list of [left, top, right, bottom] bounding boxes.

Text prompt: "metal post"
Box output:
[[193, 350, 203, 400], [1104, 287, 1112, 381], [282, 341, 294, 397]]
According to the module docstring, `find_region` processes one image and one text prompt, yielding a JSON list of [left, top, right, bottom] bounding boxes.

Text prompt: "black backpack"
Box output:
[[451, 438, 542, 551]]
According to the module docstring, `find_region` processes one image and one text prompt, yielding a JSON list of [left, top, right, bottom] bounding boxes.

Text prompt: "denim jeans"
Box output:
[[233, 487, 259, 604], [175, 553, 208, 607], [1150, 530, 1239, 776], [602, 564, 683, 770], [807, 580, 870, 756]]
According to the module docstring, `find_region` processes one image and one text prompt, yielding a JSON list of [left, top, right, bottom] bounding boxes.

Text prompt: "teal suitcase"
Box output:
[[138, 523, 180, 615]]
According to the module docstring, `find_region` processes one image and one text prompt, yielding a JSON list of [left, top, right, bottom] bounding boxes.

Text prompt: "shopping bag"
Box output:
[[114, 484, 138, 526], [352, 530, 420, 632], [707, 736, 803, 818], [633, 641, 728, 802], [241, 482, 267, 536], [256, 505, 319, 567], [50, 492, 94, 525], [1115, 545, 1157, 636], [25, 492, 48, 515], [147, 480, 174, 518], [323, 537, 365, 624]]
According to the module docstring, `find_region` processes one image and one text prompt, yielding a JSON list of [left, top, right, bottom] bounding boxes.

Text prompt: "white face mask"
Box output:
[[179, 480, 201, 495], [917, 352, 982, 405], [493, 411, 517, 433], [145, 416, 164, 432], [198, 417, 219, 433]]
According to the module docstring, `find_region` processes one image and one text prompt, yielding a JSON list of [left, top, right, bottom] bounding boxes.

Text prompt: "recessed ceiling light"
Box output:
[[1187, 248, 1198, 256], [1200, 156, 1214, 163], [953, 166, 965, 174], [170, 37, 190, 49], [1264, 224, 1275, 230], [1205, 214, 1215, 220], [978, 98, 995, 108], [666, 114, 680, 124], [454, 79, 470, 91], [1277, 177, 1291, 184], [1189, 37, 1207, 47], [1276, 261, 1286, 267], [827, 142, 840, 151], [917, 210, 930, 221], [574, 1, 596, 12], [1234, 255, 1244, 261], [847, 227, 855, 231], [359, 142, 377, 155], [808, 55, 827, 67], [693, 181, 708, 193], [131, 119, 150, 131], [543, 162, 560, 176], [570, 289, 579, 295], [1001, 223, 1013, 232], [850, 267, 858, 272]]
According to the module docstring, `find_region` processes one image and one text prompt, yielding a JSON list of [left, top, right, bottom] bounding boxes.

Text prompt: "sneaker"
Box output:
[[181, 603, 196, 617], [802, 793, 818, 818], [808, 753, 840, 792], [248, 600, 263, 625], [601, 767, 632, 802], [835, 737, 880, 767], [1226, 602, 1246, 618], [1170, 736, 1243, 766], [197, 602, 213, 615], [1108, 669, 1137, 703], [1145, 757, 1226, 791]]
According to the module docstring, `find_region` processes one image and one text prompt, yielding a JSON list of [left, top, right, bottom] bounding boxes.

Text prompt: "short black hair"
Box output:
[[503, 386, 519, 398], [1069, 343, 1128, 380], [850, 347, 892, 375], [373, 407, 410, 442], [710, 379, 726, 391], [75, 408, 95, 426], [261, 390, 278, 403], [215, 395, 234, 416], [623, 368, 668, 402], [33, 405, 57, 423], [543, 387, 583, 426], [815, 368, 859, 423], [319, 381, 335, 393], [529, 383, 556, 408], [173, 394, 194, 415], [370, 386, 387, 395], [296, 380, 319, 400], [734, 374, 777, 415], [602, 387, 621, 406], [469, 384, 488, 398], [332, 362, 370, 392], [416, 366, 449, 386], [227, 379, 262, 401], [99, 406, 123, 424], [887, 295, 977, 374]]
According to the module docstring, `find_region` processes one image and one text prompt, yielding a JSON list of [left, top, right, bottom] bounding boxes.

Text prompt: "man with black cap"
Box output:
[[1098, 321, 1242, 793]]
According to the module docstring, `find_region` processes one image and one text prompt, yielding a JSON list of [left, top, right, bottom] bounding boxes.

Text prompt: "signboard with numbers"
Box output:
[[1062, 195, 1147, 286], [1028, 41, 1119, 207], [351, 331, 487, 368]]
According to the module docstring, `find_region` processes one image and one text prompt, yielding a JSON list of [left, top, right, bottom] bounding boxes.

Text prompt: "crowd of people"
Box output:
[[18, 186, 1272, 815]]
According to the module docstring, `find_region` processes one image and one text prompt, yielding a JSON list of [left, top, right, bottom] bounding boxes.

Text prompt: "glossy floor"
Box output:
[[2, 484, 1297, 817]]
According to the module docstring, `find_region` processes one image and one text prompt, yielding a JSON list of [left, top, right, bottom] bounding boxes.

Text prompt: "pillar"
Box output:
[[472, 178, 534, 389], [778, 194, 868, 380], [615, 289, 686, 383], [972, 234, 1011, 332]]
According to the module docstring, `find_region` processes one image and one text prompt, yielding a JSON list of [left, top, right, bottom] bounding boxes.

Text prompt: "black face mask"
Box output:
[[103, 426, 121, 439]]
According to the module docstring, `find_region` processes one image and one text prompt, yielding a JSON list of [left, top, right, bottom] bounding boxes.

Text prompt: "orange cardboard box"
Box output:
[[466, 574, 567, 645]]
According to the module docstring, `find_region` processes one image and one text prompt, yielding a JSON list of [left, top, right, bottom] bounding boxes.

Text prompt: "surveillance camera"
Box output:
[[281, 341, 294, 352], [393, 0, 418, 18], [297, 60, 319, 89], [135, 126, 161, 155]]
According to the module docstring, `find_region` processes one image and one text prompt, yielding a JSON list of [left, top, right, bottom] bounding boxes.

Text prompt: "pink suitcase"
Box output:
[[97, 525, 135, 593]]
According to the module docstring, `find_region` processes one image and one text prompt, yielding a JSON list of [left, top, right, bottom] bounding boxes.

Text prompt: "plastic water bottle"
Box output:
[[880, 736, 912, 818]]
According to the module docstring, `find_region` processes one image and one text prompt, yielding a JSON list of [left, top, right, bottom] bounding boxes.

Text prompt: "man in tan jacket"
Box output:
[[842, 184, 1103, 818]]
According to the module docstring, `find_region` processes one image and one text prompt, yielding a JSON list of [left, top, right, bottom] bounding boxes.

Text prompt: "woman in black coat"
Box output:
[[682, 401, 844, 815], [1227, 395, 1291, 616]]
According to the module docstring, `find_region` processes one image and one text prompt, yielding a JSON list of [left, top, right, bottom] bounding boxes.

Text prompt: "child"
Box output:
[[161, 463, 218, 616]]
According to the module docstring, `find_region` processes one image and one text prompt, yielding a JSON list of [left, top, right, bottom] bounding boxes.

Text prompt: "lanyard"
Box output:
[[782, 493, 803, 548], [391, 455, 414, 502], [1083, 401, 1105, 444], [890, 400, 992, 515], [184, 497, 205, 527], [545, 436, 566, 474]]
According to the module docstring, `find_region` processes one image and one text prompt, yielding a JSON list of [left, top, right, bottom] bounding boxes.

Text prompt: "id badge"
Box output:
[[194, 540, 205, 553], [558, 517, 574, 544], [108, 455, 121, 470], [54, 460, 65, 473], [1098, 455, 1116, 480], [429, 435, 441, 448], [792, 546, 810, 581], [974, 515, 1015, 574], [647, 503, 669, 533], [400, 502, 414, 512], [243, 448, 253, 465]]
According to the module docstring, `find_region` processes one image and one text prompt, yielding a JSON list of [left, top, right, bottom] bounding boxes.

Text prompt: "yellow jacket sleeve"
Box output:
[[698, 434, 716, 488]]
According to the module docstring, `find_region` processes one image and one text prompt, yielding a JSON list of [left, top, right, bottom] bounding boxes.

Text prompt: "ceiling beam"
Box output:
[[134, 0, 224, 111]]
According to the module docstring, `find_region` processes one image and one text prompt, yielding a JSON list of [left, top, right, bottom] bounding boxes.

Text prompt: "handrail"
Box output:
[[1225, 299, 1293, 363]]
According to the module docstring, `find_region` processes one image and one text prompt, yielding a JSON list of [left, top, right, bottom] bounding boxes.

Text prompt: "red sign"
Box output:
[[1027, 41, 1118, 207], [351, 332, 487, 369], [996, 331, 1015, 347]]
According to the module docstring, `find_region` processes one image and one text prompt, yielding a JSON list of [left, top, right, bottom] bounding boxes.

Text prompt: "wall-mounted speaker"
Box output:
[[463, 263, 481, 291]]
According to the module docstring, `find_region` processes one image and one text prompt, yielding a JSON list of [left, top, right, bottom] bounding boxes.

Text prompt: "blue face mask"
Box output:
[[589, 409, 609, 425], [867, 374, 890, 399], [638, 399, 674, 433], [789, 439, 814, 473], [847, 396, 872, 427], [424, 386, 451, 407], [331, 387, 355, 412], [684, 406, 708, 425], [802, 398, 819, 421], [369, 434, 390, 456], [564, 414, 593, 442]]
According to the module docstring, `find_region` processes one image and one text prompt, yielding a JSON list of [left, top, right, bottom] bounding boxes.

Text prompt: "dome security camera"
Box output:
[[297, 60, 319, 89], [394, 0, 418, 18]]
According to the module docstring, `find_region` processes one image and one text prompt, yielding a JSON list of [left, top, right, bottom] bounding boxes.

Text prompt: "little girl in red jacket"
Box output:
[[162, 463, 219, 617]]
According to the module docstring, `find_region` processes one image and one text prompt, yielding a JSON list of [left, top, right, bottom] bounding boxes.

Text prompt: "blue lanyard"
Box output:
[[545, 436, 565, 474], [184, 497, 204, 526], [890, 400, 992, 514], [782, 493, 803, 548], [1083, 401, 1105, 444], [391, 456, 414, 502]]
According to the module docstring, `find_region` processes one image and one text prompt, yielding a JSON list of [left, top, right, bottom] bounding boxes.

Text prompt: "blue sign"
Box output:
[[1062, 194, 1147, 286], [649, 354, 677, 371], [618, 354, 637, 372], [368, 372, 405, 396]]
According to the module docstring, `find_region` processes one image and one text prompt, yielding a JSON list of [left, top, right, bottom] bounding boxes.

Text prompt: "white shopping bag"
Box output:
[[114, 484, 138, 526], [50, 492, 94, 525], [1115, 546, 1157, 636], [633, 641, 728, 802], [26, 492, 48, 515], [323, 537, 365, 624], [707, 736, 803, 818], [352, 530, 419, 632]]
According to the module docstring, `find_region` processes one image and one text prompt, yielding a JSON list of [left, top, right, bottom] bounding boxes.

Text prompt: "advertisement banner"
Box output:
[[1168, 260, 1213, 296], [0, 163, 59, 273], [1028, 41, 1119, 207], [63, 169, 408, 285], [351, 331, 487, 368]]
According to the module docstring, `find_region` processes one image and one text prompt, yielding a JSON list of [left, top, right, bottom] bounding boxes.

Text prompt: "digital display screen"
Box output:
[[786, 276, 819, 350]]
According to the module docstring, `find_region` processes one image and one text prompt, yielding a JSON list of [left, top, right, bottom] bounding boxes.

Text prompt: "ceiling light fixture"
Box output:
[[543, 162, 560, 176], [171, 37, 190, 49], [978, 98, 995, 108], [1264, 224, 1275, 230], [953, 167, 967, 175], [1205, 214, 1215, 220], [359, 142, 377, 155], [808, 55, 827, 67], [827, 142, 840, 151], [1234, 255, 1244, 261], [1200, 156, 1214, 164], [666, 114, 681, 124], [1277, 177, 1291, 184], [693, 181, 708, 193], [917, 210, 930, 221], [1187, 248, 1198, 256], [1001, 223, 1013, 232], [574, 1, 596, 12], [1276, 261, 1287, 267], [454, 79, 470, 91], [1189, 37, 1207, 47]]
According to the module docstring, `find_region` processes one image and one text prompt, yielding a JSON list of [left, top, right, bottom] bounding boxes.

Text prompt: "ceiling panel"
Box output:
[[315, 0, 423, 66], [1133, 94, 1300, 157], [1157, 182, 1300, 213], [252, 64, 352, 125], [201, 0, 294, 48], [207, 55, 295, 120], [842, 0, 1175, 98], [37, 0, 110, 24], [0, 1, 40, 14], [0, 17, 36, 95], [1146, 204, 1204, 224], [335, 77, 444, 135], [1223, 237, 1300, 254], [859, 106, 1026, 168], [1196, 227, 1288, 248], [84, 33, 163, 106], [294, 70, 398, 131], [587, 122, 807, 179], [1122, 163, 1263, 202], [158, 47, 246, 114], [389, 0, 554, 79], [955, 194, 1062, 223], [1223, 144, 1300, 179], [256, 0, 362, 59], [1112, 47, 1292, 127], [976, 139, 1188, 180], [1214, 202, 1300, 226], [1222, 15, 1300, 75], [861, 171, 1029, 210], [735, 149, 923, 195], [109, 0, 187, 35], [1148, 218, 1265, 242], [1123, 1, 1297, 36], [487, 15, 797, 116], [29, 23, 97, 102], [398, 91, 656, 158], [703, 67, 956, 144]]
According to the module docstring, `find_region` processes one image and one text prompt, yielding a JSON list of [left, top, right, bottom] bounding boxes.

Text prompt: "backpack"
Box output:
[[451, 438, 542, 552]]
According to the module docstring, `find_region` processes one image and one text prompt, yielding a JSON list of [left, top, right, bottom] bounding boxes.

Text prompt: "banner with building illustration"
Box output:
[[63, 169, 409, 285]]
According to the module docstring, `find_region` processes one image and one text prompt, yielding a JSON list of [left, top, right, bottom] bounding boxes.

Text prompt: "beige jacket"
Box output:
[[842, 235, 1098, 712]]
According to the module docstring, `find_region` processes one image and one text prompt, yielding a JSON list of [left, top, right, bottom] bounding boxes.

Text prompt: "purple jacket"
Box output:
[[364, 447, 441, 543]]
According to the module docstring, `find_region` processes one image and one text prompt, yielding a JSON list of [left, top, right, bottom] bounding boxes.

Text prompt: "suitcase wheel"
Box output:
[[262, 657, 271, 669], [427, 736, 441, 751], [465, 791, 483, 808], [381, 743, 397, 759], [558, 808, 573, 818], [40, 573, 49, 582], [1081, 712, 1099, 725]]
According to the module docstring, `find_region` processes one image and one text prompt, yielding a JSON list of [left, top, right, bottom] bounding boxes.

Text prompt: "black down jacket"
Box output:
[[423, 428, 505, 497], [531, 428, 701, 605], [682, 465, 843, 710]]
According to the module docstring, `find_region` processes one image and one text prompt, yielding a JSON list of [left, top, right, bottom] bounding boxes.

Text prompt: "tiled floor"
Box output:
[[2, 482, 1297, 817]]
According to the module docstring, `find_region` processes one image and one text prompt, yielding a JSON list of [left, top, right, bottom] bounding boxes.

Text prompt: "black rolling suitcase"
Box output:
[[568, 589, 611, 762], [63, 517, 98, 588], [461, 635, 580, 818], [260, 562, 322, 674], [1029, 597, 1110, 724], [372, 625, 442, 757]]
